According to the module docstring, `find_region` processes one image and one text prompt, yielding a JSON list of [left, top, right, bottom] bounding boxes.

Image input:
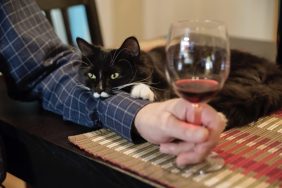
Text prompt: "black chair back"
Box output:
[[36, 0, 103, 46]]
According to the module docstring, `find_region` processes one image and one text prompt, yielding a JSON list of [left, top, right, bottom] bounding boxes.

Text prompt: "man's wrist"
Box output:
[[97, 92, 150, 142], [131, 124, 146, 144]]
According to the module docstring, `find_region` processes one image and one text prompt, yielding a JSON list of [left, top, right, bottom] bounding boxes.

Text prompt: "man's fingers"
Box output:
[[176, 151, 205, 166], [174, 141, 216, 167], [166, 98, 194, 121], [162, 113, 208, 143], [201, 105, 227, 140], [160, 141, 195, 155]]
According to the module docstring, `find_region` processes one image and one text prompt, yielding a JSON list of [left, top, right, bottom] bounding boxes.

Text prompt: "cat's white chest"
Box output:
[[130, 83, 155, 101]]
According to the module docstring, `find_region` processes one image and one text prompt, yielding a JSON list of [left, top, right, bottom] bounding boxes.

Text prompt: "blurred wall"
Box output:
[[96, 0, 277, 47]]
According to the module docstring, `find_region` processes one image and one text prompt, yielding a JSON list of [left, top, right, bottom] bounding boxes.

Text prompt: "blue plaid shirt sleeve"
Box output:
[[0, 0, 150, 141]]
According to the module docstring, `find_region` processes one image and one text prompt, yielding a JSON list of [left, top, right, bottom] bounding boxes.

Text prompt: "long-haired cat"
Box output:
[[77, 36, 282, 129]]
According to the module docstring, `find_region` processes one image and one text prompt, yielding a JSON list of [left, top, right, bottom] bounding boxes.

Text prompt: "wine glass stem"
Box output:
[[192, 103, 202, 125]]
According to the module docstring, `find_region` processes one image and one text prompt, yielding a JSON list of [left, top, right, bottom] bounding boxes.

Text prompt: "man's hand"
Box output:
[[134, 98, 227, 167]]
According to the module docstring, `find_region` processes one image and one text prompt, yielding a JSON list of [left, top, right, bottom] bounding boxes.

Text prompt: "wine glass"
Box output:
[[165, 20, 230, 173]]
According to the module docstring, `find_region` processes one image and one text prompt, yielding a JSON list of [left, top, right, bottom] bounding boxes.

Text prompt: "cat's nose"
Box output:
[[98, 81, 103, 91], [95, 87, 103, 93]]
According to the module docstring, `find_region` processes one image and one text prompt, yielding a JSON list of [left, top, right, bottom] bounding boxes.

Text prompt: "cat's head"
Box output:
[[77, 36, 141, 99]]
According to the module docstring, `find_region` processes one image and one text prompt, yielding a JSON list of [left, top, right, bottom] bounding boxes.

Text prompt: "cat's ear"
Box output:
[[119, 36, 140, 57], [76, 37, 96, 56]]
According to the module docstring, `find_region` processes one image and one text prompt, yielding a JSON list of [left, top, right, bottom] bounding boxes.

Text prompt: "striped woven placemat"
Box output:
[[68, 114, 282, 188]]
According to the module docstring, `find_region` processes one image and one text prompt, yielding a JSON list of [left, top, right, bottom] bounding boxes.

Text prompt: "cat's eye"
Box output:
[[88, 73, 96, 80], [110, 73, 120, 79]]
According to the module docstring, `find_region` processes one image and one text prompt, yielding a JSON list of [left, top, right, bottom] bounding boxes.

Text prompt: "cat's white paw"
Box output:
[[130, 83, 155, 101]]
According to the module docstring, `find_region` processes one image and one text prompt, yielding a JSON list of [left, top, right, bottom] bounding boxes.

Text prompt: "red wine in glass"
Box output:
[[166, 20, 230, 173], [174, 79, 220, 104]]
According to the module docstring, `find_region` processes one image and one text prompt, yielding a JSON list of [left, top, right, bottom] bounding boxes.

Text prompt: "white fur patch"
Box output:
[[130, 83, 155, 101], [93, 92, 100, 98], [101, 92, 110, 98], [93, 92, 110, 98]]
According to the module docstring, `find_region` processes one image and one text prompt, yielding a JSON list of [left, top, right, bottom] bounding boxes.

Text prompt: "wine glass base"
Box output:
[[197, 152, 225, 175]]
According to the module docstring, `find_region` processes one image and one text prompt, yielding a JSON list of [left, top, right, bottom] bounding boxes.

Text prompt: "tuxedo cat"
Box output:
[[77, 36, 282, 129], [76, 37, 169, 102]]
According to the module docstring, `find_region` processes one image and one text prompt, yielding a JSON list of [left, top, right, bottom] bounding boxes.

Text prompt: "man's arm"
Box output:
[[0, 0, 149, 141]]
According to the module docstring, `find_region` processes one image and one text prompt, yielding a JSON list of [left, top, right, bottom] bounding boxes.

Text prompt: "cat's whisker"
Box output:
[[80, 61, 90, 67], [149, 80, 165, 86], [112, 89, 121, 93], [113, 80, 158, 90], [133, 75, 152, 84], [80, 86, 91, 91], [73, 82, 91, 91], [113, 80, 167, 92], [113, 83, 140, 90], [148, 86, 167, 91]]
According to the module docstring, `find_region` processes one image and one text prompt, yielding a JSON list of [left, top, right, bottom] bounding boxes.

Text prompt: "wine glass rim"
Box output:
[[172, 19, 227, 27]]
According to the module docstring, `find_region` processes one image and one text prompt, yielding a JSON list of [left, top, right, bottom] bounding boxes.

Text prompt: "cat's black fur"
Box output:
[[77, 36, 282, 129], [209, 50, 282, 128]]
